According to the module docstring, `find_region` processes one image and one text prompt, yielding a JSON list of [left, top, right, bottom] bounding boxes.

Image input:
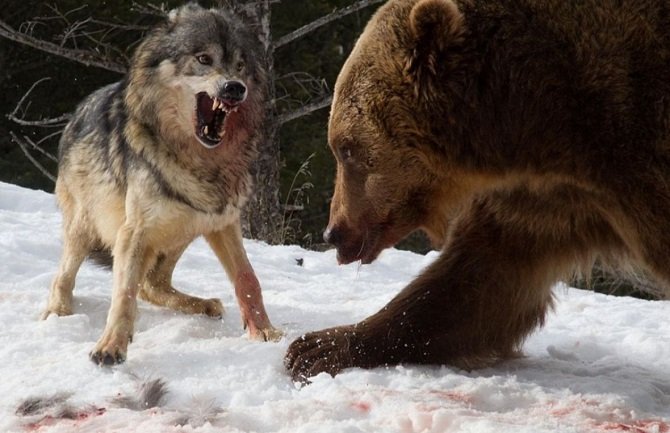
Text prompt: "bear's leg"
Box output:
[[286, 197, 604, 382]]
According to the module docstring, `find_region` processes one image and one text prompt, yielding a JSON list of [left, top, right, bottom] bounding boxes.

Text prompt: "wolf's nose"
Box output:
[[221, 81, 247, 102]]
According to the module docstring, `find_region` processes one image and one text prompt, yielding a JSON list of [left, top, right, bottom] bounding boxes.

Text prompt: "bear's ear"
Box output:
[[406, 0, 464, 82]]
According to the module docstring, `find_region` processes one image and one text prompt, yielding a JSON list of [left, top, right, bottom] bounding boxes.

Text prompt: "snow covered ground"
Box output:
[[0, 180, 669, 433]]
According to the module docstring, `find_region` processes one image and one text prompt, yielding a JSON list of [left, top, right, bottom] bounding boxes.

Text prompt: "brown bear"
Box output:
[[285, 0, 670, 381]]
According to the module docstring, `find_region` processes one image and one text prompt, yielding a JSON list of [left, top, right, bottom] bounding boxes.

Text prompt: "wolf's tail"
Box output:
[[88, 247, 113, 269]]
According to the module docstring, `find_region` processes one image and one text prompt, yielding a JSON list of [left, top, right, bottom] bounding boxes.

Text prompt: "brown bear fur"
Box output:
[[285, 0, 670, 381]]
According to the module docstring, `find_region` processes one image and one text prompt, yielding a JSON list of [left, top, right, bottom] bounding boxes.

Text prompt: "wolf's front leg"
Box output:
[[205, 223, 282, 342], [90, 222, 156, 365]]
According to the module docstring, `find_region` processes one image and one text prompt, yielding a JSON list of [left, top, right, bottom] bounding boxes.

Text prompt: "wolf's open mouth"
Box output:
[[195, 92, 239, 148]]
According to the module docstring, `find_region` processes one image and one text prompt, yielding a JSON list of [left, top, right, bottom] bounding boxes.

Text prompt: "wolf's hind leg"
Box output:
[[42, 236, 90, 319], [138, 243, 224, 318], [42, 185, 93, 319]]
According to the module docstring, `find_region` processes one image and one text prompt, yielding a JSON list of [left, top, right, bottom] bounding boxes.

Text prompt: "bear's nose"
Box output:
[[323, 226, 343, 247], [221, 80, 247, 102]]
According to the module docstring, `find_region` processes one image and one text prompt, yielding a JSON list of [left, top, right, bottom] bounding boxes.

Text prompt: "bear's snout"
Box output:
[[323, 223, 364, 264], [323, 225, 343, 246]]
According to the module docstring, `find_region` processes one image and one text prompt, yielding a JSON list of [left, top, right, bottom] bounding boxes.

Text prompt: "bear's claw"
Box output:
[[285, 326, 359, 383]]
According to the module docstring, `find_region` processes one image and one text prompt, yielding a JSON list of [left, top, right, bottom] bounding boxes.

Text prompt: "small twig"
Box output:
[[90, 18, 150, 32], [10, 132, 57, 183], [277, 95, 333, 125], [0, 18, 126, 73], [131, 2, 168, 17], [273, 0, 384, 49], [277, 71, 329, 97], [7, 114, 71, 127], [8, 77, 73, 127], [14, 132, 58, 164], [36, 130, 64, 153], [10, 77, 49, 117]]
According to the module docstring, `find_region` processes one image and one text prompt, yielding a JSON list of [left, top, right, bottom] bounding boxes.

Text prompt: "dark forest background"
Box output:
[[0, 0, 393, 247], [0, 0, 658, 298]]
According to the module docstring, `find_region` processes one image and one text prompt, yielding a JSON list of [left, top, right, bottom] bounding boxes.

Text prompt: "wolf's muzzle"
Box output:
[[219, 80, 247, 104]]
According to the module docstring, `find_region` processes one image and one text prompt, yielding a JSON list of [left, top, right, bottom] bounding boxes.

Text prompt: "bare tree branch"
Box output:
[[0, 18, 126, 73], [7, 77, 72, 127], [8, 113, 71, 128], [38, 4, 134, 64], [131, 2, 169, 17], [35, 131, 64, 159], [10, 132, 57, 183], [273, 0, 383, 49], [277, 95, 332, 125]]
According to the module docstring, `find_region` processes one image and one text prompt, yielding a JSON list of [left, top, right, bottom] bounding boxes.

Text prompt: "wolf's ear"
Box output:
[[406, 0, 465, 82], [167, 3, 202, 26]]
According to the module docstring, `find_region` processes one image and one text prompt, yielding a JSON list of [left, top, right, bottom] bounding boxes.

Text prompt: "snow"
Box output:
[[0, 180, 669, 433]]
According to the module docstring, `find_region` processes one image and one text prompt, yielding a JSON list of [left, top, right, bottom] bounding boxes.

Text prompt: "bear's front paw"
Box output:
[[285, 325, 363, 383]]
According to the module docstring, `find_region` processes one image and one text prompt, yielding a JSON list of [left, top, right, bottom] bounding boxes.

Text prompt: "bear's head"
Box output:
[[324, 0, 469, 264]]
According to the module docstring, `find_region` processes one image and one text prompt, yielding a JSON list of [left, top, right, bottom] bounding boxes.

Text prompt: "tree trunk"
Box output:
[[232, 0, 283, 244]]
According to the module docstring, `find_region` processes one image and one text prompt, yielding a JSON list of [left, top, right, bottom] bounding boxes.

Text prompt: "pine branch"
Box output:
[[0, 18, 126, 73], [273, 0, 384, 49]]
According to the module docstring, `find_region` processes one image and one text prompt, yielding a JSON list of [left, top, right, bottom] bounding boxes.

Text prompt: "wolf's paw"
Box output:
[[40, 304, 73, 320], [248, 326, 284, 342], [90, 348, 126, 366], [89, 331, 131, 366], [202, 298, 224, 318]]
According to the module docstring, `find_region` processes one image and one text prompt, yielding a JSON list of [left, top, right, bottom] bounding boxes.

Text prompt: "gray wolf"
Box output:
[[44, 3, 282, 366], [286, 0, 670, 381]]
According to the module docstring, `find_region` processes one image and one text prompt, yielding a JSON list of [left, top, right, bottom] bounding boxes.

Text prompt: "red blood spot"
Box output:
[[24, 407, 106, 431], [428, 390, 473, 404], [351, 401, 371, 413], [75, 407, 106, 420], [546, 398, 603, 418]]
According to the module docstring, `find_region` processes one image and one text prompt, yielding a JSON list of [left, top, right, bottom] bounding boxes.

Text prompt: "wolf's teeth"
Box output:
[[203, 125, 209, 135], [212, 99, 217, 110]]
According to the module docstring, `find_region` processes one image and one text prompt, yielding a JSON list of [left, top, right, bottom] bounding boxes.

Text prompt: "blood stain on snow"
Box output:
[[594, 420, 670, 433], [351, 401, 372, 413], [24, 407, 106, 432], [428, 390, 473, 405], [546, 398, 603, 418]]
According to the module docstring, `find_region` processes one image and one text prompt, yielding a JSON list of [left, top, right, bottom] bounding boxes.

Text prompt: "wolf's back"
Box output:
[[57, 81, 130, 189]]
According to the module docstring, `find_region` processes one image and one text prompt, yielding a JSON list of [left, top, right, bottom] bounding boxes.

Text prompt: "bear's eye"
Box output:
[[339, 145, 354, 162], [196, 54, 213, 66], [340, 146, 353, 161]]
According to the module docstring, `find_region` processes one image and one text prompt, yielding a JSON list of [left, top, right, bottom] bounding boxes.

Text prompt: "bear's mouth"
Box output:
[[334, 220, 412, 265], [338, 236, 389, 265], [194, 92, 240, 149], [334, 226, 387, 265]]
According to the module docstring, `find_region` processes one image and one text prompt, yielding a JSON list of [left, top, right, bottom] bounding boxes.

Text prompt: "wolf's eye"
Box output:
[[196, 54, 213, 65], [236, 61, 245, 72]]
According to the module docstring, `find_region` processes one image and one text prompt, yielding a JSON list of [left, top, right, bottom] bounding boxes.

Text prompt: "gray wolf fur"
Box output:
[[44, 4, 282, 366]]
